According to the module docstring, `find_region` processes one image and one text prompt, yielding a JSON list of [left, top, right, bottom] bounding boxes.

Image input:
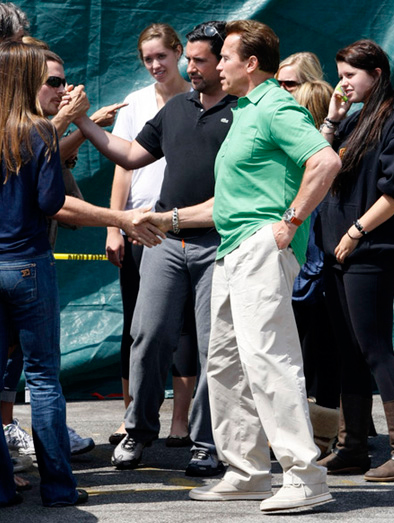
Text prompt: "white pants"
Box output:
[[208, 224, 326, 491]]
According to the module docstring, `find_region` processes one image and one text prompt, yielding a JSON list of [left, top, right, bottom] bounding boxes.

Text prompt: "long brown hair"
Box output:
[[0, 41, 57, 182], [333, 40, 394, 194]]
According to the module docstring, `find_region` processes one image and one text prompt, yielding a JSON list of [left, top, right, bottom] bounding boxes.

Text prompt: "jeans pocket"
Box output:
[[7, 263, 37, 304]]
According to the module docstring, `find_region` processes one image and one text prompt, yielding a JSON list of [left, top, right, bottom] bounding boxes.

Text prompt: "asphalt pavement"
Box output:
[[3, 395, 393, 522]]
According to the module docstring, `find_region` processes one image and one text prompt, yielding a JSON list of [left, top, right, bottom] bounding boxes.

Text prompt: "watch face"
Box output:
[[283, 208, 295, 222]]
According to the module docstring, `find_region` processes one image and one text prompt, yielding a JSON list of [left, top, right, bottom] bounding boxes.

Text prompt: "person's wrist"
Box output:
[[282, 219, 298, 231], [172, 208, 180, 233], [107, 225, 120, 233], [347, 225, 363, 240]]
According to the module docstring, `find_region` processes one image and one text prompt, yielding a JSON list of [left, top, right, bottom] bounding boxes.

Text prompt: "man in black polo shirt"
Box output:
[[75, 21, 237, 476]]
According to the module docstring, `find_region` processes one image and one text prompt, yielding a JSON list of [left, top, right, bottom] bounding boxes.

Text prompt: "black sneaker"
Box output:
[[111, 435, 150, 469], [185, 449, 225, 477]]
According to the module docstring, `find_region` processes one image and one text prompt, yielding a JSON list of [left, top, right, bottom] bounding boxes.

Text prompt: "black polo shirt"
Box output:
[[136, 90, 237, 238]]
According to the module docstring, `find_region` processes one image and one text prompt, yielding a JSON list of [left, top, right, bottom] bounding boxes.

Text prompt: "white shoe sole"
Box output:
[[190, 489, 272, 501], [260, 492, 333, 512]]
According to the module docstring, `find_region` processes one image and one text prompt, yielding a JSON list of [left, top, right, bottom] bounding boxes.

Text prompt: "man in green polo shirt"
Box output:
[[189, 20, 341, 512]]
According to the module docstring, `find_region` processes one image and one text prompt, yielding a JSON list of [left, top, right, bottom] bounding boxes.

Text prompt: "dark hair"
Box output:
[[137, 23, 183, 62], [0, 2, 29, 40], [333, 39, 394, 194], [225, 20, 279, 73], [186, 20, 226, 60]]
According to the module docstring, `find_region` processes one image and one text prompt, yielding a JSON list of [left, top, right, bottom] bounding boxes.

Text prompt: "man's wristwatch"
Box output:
[[283, 208, 303, 226], [172, 207, 180, 234]]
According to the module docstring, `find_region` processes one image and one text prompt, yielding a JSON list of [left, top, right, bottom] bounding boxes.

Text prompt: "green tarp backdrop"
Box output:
[[15, 1, 394, 399]]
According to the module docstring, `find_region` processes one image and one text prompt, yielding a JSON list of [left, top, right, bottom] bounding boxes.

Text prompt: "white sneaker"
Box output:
[[67, 426, 95, 455], [185, 449, 225, 477], [189, 479, 272, 501], [260, 483, 333, 512], [10, 451, 34, 472], [4, 419, 35, 455]]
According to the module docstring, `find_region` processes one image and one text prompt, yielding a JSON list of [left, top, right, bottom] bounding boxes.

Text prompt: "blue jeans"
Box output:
[[0, 251, 77, 506]]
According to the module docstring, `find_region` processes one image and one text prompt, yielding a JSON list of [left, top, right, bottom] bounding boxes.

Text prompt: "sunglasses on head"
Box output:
[[46, 76, 66, 88], [278, 80, 300, 89], [203, 25, 224, 41]]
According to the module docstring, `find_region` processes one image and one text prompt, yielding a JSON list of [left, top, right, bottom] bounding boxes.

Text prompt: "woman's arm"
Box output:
[[335, 194, 394, 263], [320, 84, 352, 145]]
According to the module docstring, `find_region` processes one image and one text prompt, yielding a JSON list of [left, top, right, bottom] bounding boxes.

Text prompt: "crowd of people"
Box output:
[[1, 1, 394, 514]]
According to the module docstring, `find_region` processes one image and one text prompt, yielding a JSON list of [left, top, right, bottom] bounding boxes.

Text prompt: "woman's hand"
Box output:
[[106, 228, 125, 268], [327, 82, 352, 122], [334, 231, 359, 263]]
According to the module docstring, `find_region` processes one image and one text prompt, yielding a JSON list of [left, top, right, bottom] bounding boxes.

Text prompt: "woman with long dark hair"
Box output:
[[0, 41, 87, 506], [317, 39, 394, 482]]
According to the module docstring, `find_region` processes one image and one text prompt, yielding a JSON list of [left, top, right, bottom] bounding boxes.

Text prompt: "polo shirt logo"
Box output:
[[221, 118, 229, 124]]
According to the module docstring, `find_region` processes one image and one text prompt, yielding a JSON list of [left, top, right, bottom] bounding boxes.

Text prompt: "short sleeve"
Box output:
[[135, 109, 164, 160], [269, 103, 329, 167], [36, 137, 65, 216], [112, 92, 138, 141]]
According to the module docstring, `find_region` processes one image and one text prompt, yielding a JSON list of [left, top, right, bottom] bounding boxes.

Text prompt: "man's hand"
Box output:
[[91, 102, 128, 128], [132, 210, 172, 233], [57, 85, 90, 121], [120, 209, 166, 247], [106, 228, 125, 268], [272, 221, 297, 250]]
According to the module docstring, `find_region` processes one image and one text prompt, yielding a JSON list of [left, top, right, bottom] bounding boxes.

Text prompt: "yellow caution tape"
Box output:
[[54, 253, 108, 261]]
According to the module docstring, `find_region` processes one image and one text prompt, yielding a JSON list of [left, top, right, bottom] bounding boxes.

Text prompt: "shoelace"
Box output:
[[192, 449, 209, 460], [123, 437, 137, 451]]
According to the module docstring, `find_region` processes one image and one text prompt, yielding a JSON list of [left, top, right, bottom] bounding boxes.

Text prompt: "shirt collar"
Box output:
[[238, 77, 279, 107], [187, 89, 237, 108]]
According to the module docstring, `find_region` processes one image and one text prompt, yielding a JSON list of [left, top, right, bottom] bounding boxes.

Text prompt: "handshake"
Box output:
[[106, 208, 173, 268]]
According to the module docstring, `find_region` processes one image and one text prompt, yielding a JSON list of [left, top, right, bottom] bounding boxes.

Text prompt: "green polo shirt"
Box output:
[[213, 78, 329, 265]]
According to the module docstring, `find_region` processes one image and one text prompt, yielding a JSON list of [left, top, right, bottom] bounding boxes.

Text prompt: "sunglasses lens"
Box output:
[[46, 76, 66, 88], [203, 25, 223, 41], [280, 80, 298, 88], [204, 26, 216, 37]]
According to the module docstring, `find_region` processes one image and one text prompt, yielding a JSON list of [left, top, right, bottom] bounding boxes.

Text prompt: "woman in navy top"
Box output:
[[0, 41, 86, 507], [317, 40, 394, 482]]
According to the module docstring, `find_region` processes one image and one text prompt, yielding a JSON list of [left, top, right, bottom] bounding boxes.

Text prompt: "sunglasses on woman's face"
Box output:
[[278, 80, 300, 89], [46, 76, 66, 88]]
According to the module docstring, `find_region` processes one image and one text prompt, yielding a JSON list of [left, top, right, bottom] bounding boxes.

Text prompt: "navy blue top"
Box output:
[[318, 109, 394, 272], [0, 128, 65, 260]]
